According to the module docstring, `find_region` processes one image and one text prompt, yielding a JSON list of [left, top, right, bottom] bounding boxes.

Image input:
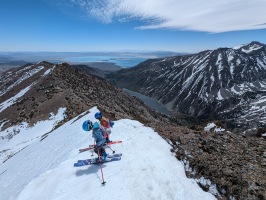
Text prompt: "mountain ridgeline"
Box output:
[[1, 50, 266, 199], [0, 62, 175, 131], [108, 41, 266, 132]]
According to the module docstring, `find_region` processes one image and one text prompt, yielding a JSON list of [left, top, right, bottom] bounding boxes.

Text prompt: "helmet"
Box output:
[[93, 122, 99, 129], [95, 112, 102, 119], [82, 120, 93, 131]]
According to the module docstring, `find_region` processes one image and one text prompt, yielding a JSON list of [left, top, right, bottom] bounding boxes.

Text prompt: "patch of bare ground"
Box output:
[[149, 123, 266, 200]]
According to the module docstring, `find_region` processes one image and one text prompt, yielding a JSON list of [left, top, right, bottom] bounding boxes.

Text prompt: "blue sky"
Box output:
[[1, 0, 266, 53]]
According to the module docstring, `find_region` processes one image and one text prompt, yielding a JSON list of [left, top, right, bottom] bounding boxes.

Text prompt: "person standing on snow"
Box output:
[[83, 120, 109, 162], [94, 112, 114, 143]]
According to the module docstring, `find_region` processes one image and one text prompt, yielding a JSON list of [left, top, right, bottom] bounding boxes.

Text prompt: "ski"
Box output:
[[107, 140, 122, 145], [77, 153, 122, 163], [88, 140, 122, 148], [79, 140, 122, 153], [74, 156, 121, 167], [107, 153, 122, 158], [79, 147, 93, 153]]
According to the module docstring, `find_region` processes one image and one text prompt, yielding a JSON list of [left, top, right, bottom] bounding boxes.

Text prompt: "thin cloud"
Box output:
[[67, 0, 266, 33]]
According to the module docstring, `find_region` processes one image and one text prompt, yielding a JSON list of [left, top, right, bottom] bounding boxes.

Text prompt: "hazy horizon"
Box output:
[[0, 51, 182, 68]]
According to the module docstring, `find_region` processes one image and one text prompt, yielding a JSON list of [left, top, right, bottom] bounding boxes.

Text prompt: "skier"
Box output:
[[83, 120, 109, 162], [94, 111, 114, 143]]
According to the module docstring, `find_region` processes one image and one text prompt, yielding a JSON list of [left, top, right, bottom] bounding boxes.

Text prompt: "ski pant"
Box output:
[[94, 145, 105, 156]]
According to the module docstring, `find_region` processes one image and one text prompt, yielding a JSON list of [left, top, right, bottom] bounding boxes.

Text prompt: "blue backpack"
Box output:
[[82, 120, 93, 131]]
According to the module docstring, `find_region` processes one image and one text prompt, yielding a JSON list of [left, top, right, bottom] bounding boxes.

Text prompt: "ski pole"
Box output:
[[91, 141, 96, 156], [97, 147, 106, 185], [107, 146, 115, 154]]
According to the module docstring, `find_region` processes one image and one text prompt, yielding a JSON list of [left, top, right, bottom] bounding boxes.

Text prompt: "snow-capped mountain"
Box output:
[[0, 61, 174, 165], [108, 41, 266, 132], [0, 107, 216, 200], [0, 61, 170, 133], [1, 60, 265, 199], [0, 62, 216, 200]]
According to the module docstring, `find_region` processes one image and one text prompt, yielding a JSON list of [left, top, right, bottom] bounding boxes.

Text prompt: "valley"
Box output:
[[1, 42, 266, 199]]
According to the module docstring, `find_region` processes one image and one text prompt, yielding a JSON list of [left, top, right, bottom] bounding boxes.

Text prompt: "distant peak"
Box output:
[[232, 43, 248, 50], [233, 41, 264, 49], [232, 41, 265, 53], [249, 41, 264, 46]]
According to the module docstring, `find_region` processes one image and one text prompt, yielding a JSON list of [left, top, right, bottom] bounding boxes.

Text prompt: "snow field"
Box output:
[[0, 107, 216, 200]]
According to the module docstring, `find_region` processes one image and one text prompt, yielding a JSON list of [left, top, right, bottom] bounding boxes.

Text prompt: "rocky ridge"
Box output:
[[1, 62, 266, 199], [0, 61, 173, 136], [151, 123, 266, 200], [108, 41, 266, 133]]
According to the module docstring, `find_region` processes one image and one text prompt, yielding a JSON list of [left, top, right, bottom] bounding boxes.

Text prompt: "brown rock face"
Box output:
[[151, 123, 266, 200], [0, 62, 172, 135]]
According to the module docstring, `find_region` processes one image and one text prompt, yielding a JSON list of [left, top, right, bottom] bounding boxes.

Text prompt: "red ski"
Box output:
[[79, 140, 122, 153], [79, 147, 94, 153], [107, 140, 122, 145], [88, 140, 122, 147]]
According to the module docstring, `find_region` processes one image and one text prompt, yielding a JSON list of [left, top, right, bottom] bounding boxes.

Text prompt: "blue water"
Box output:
[[65, 56, 147, 67], [123, 89, 173, 115]]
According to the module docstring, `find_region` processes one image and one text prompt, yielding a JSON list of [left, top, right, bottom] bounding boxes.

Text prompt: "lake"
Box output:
[[123, 89, 173, 115], [65, 56, 148, 67]]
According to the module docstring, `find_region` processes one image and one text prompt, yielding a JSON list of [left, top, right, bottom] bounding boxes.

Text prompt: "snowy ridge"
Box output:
[[0, 107, 215, 200], [0, 84, 34, 113], [241, 43, 263, 54], [0, 65, 44, 96], [111, 41, 266, 118], [0, 68, 54, 113], [0, 107, 67, 164]]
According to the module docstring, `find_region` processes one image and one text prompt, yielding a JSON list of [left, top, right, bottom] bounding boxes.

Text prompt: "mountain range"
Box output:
[[1, 61, 177, 131], [108, 41, 266, 133], [1, 42, 266, 199]]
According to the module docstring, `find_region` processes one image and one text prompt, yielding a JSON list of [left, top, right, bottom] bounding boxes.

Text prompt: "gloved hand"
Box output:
[[110, 121, 114, 128]]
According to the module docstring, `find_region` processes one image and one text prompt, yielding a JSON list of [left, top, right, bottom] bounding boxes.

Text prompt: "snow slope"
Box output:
[[0, 107, 67, 164], [0, 107, 216, 200]]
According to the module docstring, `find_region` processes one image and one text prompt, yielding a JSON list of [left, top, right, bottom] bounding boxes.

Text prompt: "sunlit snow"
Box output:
[[204, 123, 225, 132], [0, 84, 34, 113], [0, 66, 44, 96], [0, 107, 216, 200], [241, 45, 263, 53], [0, 107, 67, 164]]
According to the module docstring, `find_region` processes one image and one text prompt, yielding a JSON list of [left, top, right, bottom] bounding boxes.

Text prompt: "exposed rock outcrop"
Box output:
[[151, 123, 266, 200]]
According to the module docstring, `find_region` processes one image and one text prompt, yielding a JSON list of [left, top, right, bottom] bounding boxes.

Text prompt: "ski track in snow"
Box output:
[[0, 107, 216, 200]]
